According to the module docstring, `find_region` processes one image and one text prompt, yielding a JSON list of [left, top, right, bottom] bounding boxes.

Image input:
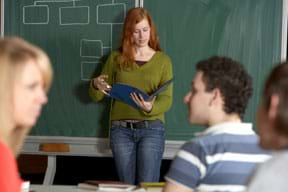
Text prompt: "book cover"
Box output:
[[107, 79, 173, 109], [77, 180, 136, 191], [139, 182, 165, 192]]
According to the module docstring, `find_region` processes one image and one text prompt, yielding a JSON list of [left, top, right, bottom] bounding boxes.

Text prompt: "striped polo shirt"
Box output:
[[165, 122, 270, 192]]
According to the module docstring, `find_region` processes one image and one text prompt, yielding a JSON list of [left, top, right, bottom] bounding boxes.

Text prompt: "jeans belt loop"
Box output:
[[144, 121, 149, 128], [129, 122, 134, 129]]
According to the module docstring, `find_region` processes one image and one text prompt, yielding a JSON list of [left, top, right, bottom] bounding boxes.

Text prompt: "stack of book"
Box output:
[[78, 180, 138, 191], [78, 180, 165, 192]]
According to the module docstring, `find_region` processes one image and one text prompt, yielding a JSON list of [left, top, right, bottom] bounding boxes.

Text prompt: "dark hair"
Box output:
[[263, 62, 288, 136], [118, 7, 161, 68], [196, 56, 252, 118]]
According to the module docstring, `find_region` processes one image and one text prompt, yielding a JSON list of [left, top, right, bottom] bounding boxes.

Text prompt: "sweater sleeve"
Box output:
[[89, 52, 117, 102], [143, 54, 173, 116]]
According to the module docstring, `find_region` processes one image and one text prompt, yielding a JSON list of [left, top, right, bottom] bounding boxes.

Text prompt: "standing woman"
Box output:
[[0, 37, 53, 192], [89, 7, 173, 184]]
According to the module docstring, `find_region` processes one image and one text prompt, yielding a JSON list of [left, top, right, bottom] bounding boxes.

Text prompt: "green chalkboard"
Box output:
[[4, 0, 136, 137], [144, 0, 283, 139], [4, 0, 283, 140]]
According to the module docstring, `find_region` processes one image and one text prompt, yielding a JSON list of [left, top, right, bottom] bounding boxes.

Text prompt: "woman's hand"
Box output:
[[130, 93, 156, 113], [93, 74, 111, 95]]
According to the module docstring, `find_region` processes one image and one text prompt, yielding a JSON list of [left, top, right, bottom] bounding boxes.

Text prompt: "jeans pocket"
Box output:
[[110, 124, 118, 131], [148, 121, 165, 131], [110, 125, 121, 142]]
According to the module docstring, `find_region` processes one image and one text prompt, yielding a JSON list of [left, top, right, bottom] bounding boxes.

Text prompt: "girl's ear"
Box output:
[[268, 94, 280, 120]]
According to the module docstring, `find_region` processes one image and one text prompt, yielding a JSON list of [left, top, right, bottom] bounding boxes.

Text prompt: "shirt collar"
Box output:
[[194, 122, 255, 137]]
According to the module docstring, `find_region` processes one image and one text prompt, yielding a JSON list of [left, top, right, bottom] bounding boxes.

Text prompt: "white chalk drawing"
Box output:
[[23, 0, 80, 25], [23, 5, 49, 24], [21, 0, 138, 81], [81, 61, 101, 81], [97, 3, 126, 25], [59, 6, 89, 25], [80, 39, 103, 58], [79, 2, 128, 80]]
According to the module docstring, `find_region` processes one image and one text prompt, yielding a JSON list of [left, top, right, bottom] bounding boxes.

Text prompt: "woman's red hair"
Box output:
[[118, 7, 161, 69]]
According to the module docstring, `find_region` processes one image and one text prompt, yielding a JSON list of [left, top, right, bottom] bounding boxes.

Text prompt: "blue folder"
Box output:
[[108, 79, 173, 110]]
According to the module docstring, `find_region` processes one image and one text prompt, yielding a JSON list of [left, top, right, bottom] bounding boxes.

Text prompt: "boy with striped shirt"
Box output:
[[164, 56, 270, 192]]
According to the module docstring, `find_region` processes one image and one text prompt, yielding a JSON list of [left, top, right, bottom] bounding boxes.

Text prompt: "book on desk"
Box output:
[[77, 180, 165, 192], [140, 182, 165, 192], [77, 180, 137, 191]]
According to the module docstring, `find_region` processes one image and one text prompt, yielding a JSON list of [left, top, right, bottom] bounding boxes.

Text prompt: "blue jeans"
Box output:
[[110, 120, 165, 185]]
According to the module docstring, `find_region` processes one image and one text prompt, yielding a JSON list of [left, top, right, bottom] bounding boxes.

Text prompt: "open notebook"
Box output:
[[107, 79, 173, 110]]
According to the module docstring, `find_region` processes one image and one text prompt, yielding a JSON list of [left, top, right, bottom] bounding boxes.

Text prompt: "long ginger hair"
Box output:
[[118, 7, 161, 69]]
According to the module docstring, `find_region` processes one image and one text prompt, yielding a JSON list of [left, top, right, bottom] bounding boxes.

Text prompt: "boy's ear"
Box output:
[[268, 94, 280, 120], [209, 88, 222, 106]]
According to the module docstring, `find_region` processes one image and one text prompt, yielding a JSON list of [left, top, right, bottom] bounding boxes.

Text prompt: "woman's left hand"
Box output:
[[130, 93, 156, 113]]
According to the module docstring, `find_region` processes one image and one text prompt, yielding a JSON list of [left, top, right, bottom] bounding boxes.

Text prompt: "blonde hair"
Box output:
[[0, 37, 53, 155]]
